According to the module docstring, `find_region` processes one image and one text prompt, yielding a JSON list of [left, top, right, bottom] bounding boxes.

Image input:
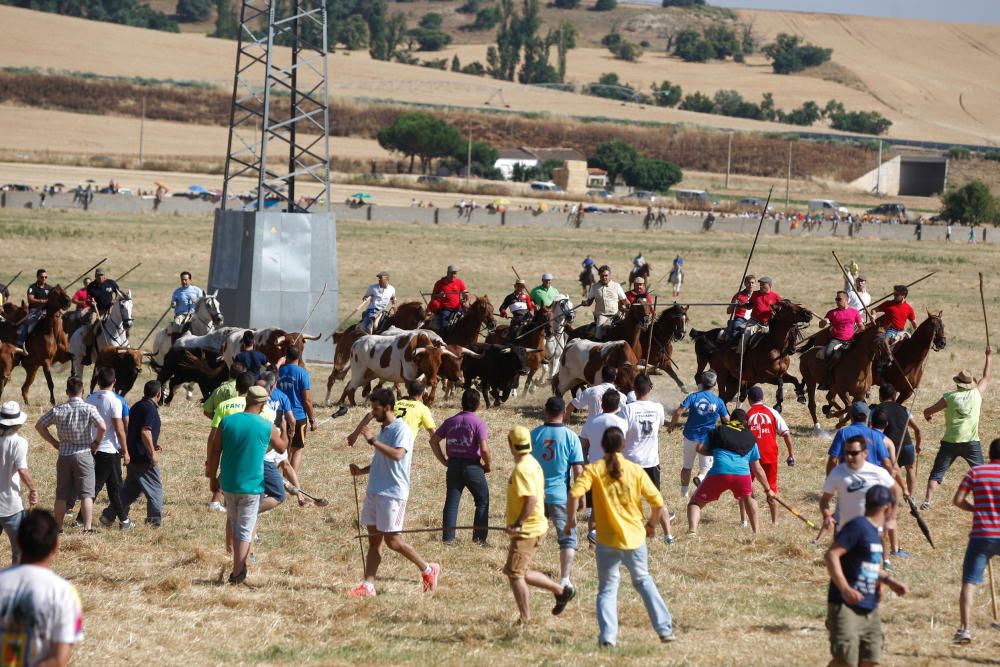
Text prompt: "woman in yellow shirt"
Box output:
[[566, 427, 677, 646]]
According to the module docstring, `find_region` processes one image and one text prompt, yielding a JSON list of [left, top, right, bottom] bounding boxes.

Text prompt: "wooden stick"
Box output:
[[65, 258, 107, 289], [296, 282, 328, 339], [730, 186, 772, 322], [645, 295, 657, 365], [980, 272, 991, 348], [988, 561, 998, 623], [772, 495, 817, 529], [352, 475, 366, 574], [114, 262, 142, 283], [137, 303, 173, 350], [868, 272, 937, 309], [3, 270, 22, 291], [352, 525, 525, 539]]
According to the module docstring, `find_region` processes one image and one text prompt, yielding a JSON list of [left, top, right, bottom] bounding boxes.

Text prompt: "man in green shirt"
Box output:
[[206, 386, 287, 584], [921, 346, 991, 509], [530, 273, 559, 309], [204, 371, 254, 513]]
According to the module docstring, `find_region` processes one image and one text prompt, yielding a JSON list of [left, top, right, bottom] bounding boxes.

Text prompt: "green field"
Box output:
[[0, 208, 997, 665]]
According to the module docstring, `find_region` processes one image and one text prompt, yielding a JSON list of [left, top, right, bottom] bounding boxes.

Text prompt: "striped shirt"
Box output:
[[958, 462, 1000, 539], [37, 397, 105, 456]]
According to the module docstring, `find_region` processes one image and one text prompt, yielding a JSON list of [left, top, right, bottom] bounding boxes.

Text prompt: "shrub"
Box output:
[[941, 181, 997, 225], [588, 73, 636, 101], [419, 12, 443, 30], [673, 29, 712, 62], [594, 0, 617, 10], [412, 28, 452, 51], [615, 41, 643, 62], [829, 109, 892, 135], [553, 0, 581, 7], [650, 81, 682, 107], [679, 91, 714, 113], [762, 33, 832, 74], [625, 158, 683, 191], [461, 61, 487, 76], [469, 5, 501, 30], [175, 0, 211, 22], [662, 0, 705, 5], [457, 0, 481, 14], [948, 146, 972, 160]]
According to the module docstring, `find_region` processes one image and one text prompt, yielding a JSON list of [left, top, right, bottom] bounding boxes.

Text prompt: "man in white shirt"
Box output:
[[622, 374, 673, 542], [846, 275, 872, 321], [820, 435, 898, 534], [0, 401, 39, 564], [0, 509, 85, 665], [581, 265, 627, 340], [361, 271, 397, 334], [86, 367, 131, 530], [579, 389, 629, 545], [563, 366, 627, 424]]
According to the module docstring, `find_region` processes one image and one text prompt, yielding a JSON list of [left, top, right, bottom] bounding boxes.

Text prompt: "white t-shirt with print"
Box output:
[[0, 564, 84, 665], [822, 461, 895, 529], [0, 434, 28, 517], [571, 382, 626, 419], [622, 400, 665, 468]]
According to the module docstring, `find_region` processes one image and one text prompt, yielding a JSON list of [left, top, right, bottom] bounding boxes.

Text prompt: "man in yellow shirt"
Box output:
[[504, 426, 575, 624], [346, 380, 436, 446], [566, 425, 676, 646]]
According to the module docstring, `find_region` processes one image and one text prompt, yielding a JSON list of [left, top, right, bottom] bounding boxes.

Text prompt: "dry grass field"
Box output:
[[4, 4, 1000, 145], [0, 207, 998, 665]]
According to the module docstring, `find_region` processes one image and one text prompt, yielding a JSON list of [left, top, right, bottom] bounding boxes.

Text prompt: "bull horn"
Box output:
[[441, 348, 459, 359], [303, 333, 321, 341], [275, 336, 286, 345], [459, 347, 483, 359], [500, 347, 512, 353], [526, 348, 542, 353], [413, 347, 428, 357]]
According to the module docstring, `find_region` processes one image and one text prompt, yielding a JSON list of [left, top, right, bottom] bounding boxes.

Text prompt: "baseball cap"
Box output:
[[447, 265, 459, 273], [542, 273, 554, 281], [747, 385, 764, 403], [849, 401, 869, 419], [545, 396, 565, 414], [95, 268, 106, 276], [508, 426, 532, 452], [865, 484, 896, 509], [246, 386, 269, 405]]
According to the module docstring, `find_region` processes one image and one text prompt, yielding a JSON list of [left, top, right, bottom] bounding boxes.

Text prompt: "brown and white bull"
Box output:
[[336, 331, 464, 408], [0, 343, 27, 399], [253, 328, 321, 366], [553, 338, 641, 396]]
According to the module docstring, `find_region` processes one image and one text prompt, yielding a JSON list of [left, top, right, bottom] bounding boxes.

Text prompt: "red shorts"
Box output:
[[759, 461, 778, 492], [691, 474, 752, 505]]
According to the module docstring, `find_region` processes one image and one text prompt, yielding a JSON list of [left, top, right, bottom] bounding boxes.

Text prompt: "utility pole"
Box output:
[[466, 130, 472, 187], [785, 141, 792, 213], [725, 131, 733, 189], [138, 95, 146, 168]]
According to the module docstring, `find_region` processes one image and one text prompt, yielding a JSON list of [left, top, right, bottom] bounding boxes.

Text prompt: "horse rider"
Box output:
[[669, 255, 684, 297], [625, 276, 653, 305], [82, 267, 121, 355], [19, 268, 52, 344], [360, 271, 397, 334], [818, 290, 863, 390], [579, 256, 598, 298], [66, 277, 92, 331], [427, 265, 469, 331], [747, 276, 782, 329], [874, 284, 916, 344], [581, 265, 627, 340], [846, 275, 871, 321], [723, 274, 756, 341], [499, 279, 534, 341], [168, 270, 204, 335], [530, 273, 559, 309], [630, 252, 647, 283]]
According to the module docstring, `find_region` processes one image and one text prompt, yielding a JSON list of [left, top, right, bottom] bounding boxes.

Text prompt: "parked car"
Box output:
[[1, 184, 33, 192], [736, 196, 772, 212], [808, 199, 848, 215], [620, 190, 657, 202], [866, 202, 909, 219], [417, 175, 444, 184], [674, 189, 720, 207], [586, 189, 614, 199], [530, 181, 563, 192]]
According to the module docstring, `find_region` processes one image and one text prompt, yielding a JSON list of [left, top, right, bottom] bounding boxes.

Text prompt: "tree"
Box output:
[[679, 91, 713, 113], [451, 54, 462, 72], [212, 0, 237, 38], [941, 181, 997, 225], [673, 29, 712, 62], [590, 140, 639, 188], [601, 32, 623, 51], [662, 0, 705, 5], [594, 0, 617, 10], [553, 0, 581, 7], [703, 25, 740, 59], [377, 113, 464, 174], [651, 81, 682, 107], [779, 100, 821, 126], [419, 12, 443, 30], [341, 14, 369, 50], [176, 0, 211, 22], [625, 158, 683, 191], [762, 33, 832, 74], [829, 109, 892, 135], [615, 40, 643, 62], [413, 28, 452, 51], [457, 0, 481, 14], [469, 5, 500, 30]]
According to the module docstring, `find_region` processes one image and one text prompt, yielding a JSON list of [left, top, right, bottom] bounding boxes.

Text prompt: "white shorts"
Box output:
[[682, 437, 713, 473], [361, 493, 407, 533]]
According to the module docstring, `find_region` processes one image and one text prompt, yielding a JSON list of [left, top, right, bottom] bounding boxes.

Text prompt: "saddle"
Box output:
[[817, 340, 851, 362], [721, 323, 767, 351]]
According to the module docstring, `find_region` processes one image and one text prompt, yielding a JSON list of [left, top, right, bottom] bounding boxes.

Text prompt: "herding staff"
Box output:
[[351, 474, 366, 574], [65, 258, 107, 289], [978, 271, 998, 622], [287, 282, 327, 349], [136, 303, 173, 350], [645, 295, 658, 366], [867, 272, 936, 310], [732, 188, 773, 399], [353, 525, 526, 539], [772, 495, 817, 530], [114, 262, 142, 283], [3, 270, 22, 291]]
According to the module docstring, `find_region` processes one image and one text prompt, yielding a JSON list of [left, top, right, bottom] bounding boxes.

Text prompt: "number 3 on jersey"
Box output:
[[541, 439, 555, 461]]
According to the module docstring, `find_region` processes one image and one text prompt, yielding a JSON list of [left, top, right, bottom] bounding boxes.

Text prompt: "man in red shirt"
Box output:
[[745, 385, 795, 523], [874, 285, 916, 342], [724, 274, 756, 340], [951, 437, 1000, 644], [428, 265, 469, 331], [624, 277, 653, 305], [748, 276, 782, 326]]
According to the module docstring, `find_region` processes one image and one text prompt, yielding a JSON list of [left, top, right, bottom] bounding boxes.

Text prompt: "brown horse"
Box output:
[[20, 286, 73, 404], [381, 301, 425, 331], [486, 306, 549, 392], [694, 300, 814, 411], [639, 303, 690, 393], [442, 295, 496, 347], [873, 311, 946, 403], [628, 262, 652, 285], [799, 322, 888, 428], [570, 301, 655, 353], [0, 301, 28, 344], [578, 266, 598, 298]]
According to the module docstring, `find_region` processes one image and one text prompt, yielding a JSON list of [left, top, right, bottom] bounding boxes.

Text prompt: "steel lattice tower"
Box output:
[[221, 0, 331, 213]]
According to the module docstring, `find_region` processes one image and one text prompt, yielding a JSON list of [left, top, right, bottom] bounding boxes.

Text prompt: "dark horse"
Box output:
[[873, 311, 946, 403], [441, 295, 497, 347], [380, 301, 426, 332], [0, 301, 29, 345], [638, 303, 690, 393], [570, 301, 655, 353], [578, 265, 598, 298], [21, 286, 73, 404], [629, 262, 652, 285], [691, 300, 813, 411], [486, 305, 549, 392]]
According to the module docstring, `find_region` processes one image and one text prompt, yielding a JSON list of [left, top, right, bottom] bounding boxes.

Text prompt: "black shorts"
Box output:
[[897, 443, 916, 467], [644, 464, 661, 489], [291, 421, 308, 449]]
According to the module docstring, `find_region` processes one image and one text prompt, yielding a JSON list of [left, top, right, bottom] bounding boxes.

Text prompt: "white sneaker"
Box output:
[[208, 501, 226, 513], [740, 520, 750, 529]]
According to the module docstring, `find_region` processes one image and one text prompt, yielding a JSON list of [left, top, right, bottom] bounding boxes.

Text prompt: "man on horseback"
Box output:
[[360, 271, 396, 334], [874, 285, 916, 344], [669, 255, 683, 297], [19, 268, 52, 344], [499, 279, 534, 341], [168, 271, 204, 335], [625, 277, 652, 305], [748, 277, 781, 329], [818, 291, 863, 390], [427, 265, 469, 332], [81, 268, 121, 360], [723, 274, 756, 342], [581, 265, 627, 340], [530, 273, 558, 309], [578, 257, 598, 299], [629, 252, 647, 284]]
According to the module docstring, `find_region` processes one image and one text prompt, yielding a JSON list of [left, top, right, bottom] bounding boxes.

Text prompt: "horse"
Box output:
[[441, 295, 496, 347], [639, 303, 689, 393], [629, 262, 652, 285], [872, 311, 946, 403], [380, 301, 425, 332], [0, 301, 28, 345], [543, 295, 575, 385], [20, 286, 73, 404], [691, 300, 813, 411], [69, 290, 134, 379], [150, 291, 224, 371], [799, 322, 889, 429], [486, 306, 549, 394], [578, 266, 598, 298], [570, 301, 655, 355]]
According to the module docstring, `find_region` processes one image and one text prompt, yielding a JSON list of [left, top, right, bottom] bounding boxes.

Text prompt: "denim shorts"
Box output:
[[545, 502, 578, 551], [961, 538, 1000, 584], [262, 461, 285, 502]]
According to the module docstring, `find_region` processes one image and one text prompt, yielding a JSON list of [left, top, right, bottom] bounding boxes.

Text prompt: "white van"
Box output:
[[808, 199, 842, 213], [530, 181, 562, 192]]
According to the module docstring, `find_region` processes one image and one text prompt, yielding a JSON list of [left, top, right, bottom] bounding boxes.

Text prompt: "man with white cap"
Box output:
[[360, 271, 397, 334], [0, 401, 39, 563], [428, 265, 469, 332], [530, 273, 559, 309], [921, 346, 992, 510], [499, 279, 534, 341], [581, 265, 627, 340]]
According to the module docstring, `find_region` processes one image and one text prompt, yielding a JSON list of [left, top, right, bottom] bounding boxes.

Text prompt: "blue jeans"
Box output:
[[361, 307, 380, 333], [596, 542, 673, 645], [442, 459, 489, 543], [961, 538, 1000, 584], [436, 309, 459, 331], [0, 510, 24, 564], [545, 502, 578, 550]]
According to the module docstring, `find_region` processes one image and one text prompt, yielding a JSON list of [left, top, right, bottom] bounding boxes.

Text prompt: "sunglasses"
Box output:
[[844, 450, 864, 457]]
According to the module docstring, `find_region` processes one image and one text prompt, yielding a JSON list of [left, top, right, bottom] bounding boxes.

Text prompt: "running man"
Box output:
[[668, 370, 728, 498], [745, 385, 795, 523]]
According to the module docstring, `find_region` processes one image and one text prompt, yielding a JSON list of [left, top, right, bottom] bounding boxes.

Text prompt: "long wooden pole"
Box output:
[[772, 496, 817, 529], [868, 272, 937, 309], [114, 262, 142, 283], [65, 258, 107, 289], [989, 561, 998, 623], [980, 272, 991, 347], [352, 475, 366, 574], [3, 270, 22, 290], [980, 272, 998, 623], [137, 304, 173, 350], [731, 187, 773, 323], [645, 295, 657, 365]]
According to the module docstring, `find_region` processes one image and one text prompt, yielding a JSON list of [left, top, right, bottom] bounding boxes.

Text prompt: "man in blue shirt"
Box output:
[[530, 396, 584, 596], [169, 271, 204, 333], [233, 331, 268, 381], [277, 346, 315, 472], [824, 485, 907, 667], [826, 402, 894, 474], [668, 370, 729, 498]]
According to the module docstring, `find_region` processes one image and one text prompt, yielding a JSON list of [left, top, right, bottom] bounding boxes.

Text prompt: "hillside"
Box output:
[[3, 4, 999, 146]]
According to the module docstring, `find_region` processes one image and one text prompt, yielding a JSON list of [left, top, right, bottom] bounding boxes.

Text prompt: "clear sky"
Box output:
[[625, 0, 1000, 24]]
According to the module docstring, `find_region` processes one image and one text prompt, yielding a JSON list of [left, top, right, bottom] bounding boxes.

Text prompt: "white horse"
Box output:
[[150, 291, 224, 370], [542, 295, 575, 385], [70, 290, 135, 379]]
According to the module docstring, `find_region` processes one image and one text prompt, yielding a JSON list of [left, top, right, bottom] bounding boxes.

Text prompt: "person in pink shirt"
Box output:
[[820, 291, 863, 389]]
